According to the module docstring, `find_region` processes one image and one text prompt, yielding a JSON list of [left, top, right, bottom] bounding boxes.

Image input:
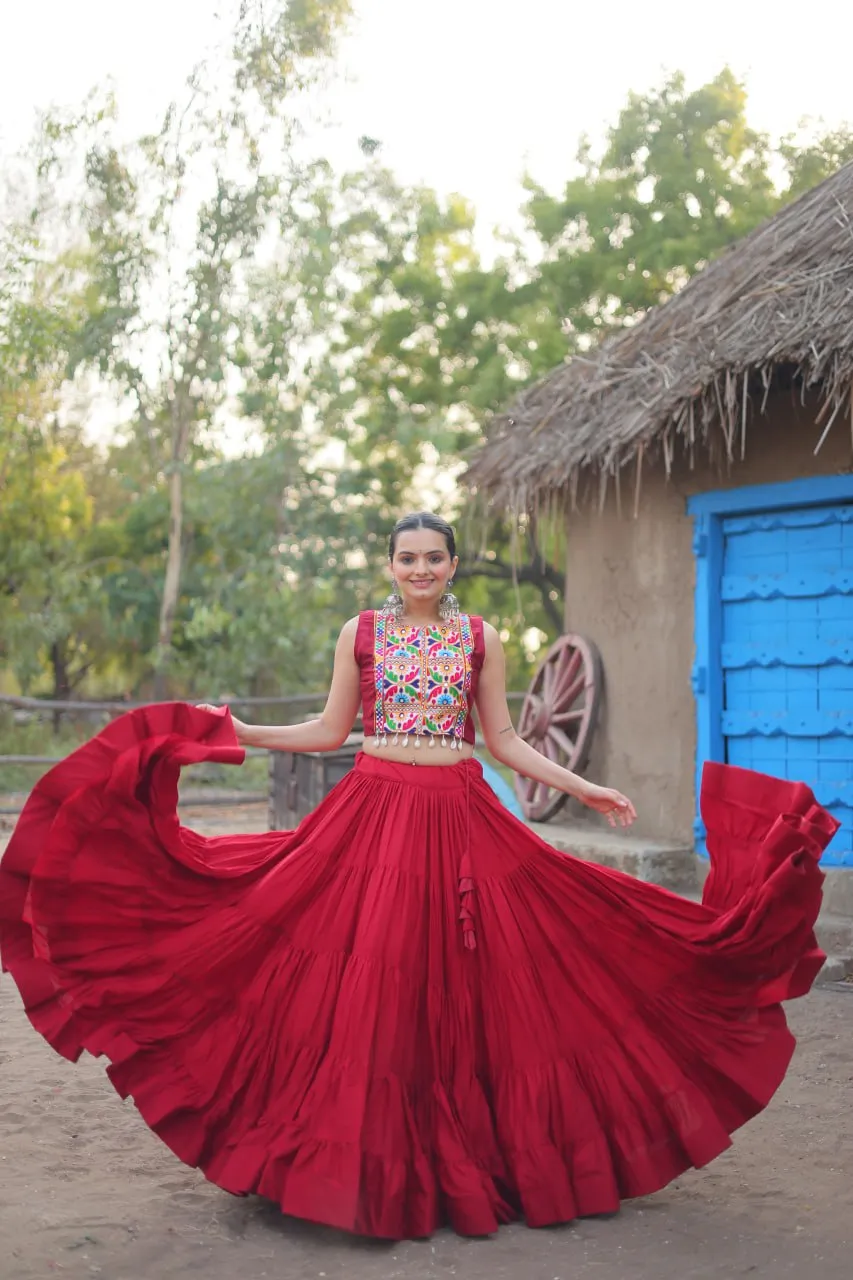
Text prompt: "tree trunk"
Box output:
[[458, 559, 566, 633], [153, 400, 192, 700], [49, 640, 72, 731]]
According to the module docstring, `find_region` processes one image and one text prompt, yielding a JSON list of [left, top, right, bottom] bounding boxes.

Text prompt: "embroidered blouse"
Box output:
[[354, 609, 485, 748]]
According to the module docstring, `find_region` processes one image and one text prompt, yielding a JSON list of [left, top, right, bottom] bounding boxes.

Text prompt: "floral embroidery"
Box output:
[[373, 613, 474, 743]]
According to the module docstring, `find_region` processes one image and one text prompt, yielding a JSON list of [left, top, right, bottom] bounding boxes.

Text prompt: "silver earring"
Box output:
[[438, 578, 460, 622], [382, 578, 405, 621]]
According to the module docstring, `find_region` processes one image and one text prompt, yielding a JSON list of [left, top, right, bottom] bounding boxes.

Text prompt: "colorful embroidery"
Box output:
[[373, 613, 474, 745]]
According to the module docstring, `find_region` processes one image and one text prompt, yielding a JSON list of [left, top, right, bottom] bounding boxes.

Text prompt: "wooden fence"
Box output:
[[0, 692, 525, 819], [0, 694, 325, 816]]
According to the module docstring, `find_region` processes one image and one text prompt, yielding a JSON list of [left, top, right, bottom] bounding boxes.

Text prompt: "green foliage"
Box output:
[[233, 0, 354, 105], [780, 126, 853, 199], [519, 69, 777, 343], [0, 708, 93, 791]]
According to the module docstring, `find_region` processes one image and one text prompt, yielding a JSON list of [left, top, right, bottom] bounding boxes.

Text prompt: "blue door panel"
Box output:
[[719, 502, 853, 866]]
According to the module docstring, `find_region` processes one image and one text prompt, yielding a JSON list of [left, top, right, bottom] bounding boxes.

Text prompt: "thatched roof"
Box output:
[[467, 161, 853, 511]]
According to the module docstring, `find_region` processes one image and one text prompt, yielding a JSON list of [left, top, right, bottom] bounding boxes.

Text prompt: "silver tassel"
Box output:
[[402, 735, 410, 748], [415, 735, 421, 749], [428, 736, 436, 748]]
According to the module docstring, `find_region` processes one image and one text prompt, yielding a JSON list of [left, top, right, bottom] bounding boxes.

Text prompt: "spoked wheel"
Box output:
[[514, 633, 602, 822]]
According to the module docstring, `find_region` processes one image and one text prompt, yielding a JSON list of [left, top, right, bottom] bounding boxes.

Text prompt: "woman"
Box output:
[[0, 511, 836, 1240]]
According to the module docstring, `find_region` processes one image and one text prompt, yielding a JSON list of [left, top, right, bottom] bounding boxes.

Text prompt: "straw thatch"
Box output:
[[467, 161, 853, 512]]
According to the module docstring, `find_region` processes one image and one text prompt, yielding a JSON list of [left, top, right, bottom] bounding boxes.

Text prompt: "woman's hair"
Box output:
[[388, 512, 457, 560]]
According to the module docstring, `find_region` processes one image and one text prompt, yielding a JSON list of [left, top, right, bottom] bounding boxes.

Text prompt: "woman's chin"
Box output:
[[404, 588, 440, 605]]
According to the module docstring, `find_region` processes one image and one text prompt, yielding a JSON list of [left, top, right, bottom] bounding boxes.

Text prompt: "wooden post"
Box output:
[[268, 733, 364, 830]]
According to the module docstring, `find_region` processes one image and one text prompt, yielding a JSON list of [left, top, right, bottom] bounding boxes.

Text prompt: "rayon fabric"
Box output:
[[0, 703, 836, 1238]]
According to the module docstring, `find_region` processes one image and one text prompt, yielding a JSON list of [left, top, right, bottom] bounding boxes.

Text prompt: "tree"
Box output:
[[15, 1, 355, 698], [0, 185, 101, 699], [780, 124, 853, 199]]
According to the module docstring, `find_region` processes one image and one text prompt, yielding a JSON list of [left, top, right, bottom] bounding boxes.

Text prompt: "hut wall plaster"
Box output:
[[563, 388, 853, 842]]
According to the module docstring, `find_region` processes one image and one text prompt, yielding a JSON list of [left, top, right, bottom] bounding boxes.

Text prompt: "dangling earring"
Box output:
[[438, 578, 460, 622], [382, 578, 405, 621]]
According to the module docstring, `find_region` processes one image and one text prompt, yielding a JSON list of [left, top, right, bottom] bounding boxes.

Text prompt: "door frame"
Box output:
[[687, 473, 853, 854]]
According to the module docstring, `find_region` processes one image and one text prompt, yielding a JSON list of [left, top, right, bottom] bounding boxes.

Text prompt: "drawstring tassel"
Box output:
[[458, 851, 476, 951], [458, 763, 476, 950]]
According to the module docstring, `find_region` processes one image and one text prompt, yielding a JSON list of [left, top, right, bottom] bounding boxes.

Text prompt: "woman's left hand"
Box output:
[[577, 781, 637, 828]]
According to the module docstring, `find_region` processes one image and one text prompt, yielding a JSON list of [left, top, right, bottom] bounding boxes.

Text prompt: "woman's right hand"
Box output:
[[195, 703, 248, 743]]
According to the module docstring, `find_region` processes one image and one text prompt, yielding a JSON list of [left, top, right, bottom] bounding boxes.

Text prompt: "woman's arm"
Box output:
[[476, 622, 636, 828], [198, 617, 362, 753]]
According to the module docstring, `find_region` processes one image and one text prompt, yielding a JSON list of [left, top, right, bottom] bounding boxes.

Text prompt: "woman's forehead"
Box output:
[[393, 531, 451, 554]]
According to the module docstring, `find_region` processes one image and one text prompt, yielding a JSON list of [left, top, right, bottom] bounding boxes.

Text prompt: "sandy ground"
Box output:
[[2, 804, 853, 1280]]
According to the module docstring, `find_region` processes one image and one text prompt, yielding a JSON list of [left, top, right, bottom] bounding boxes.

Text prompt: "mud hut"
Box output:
[[468, 162, 853, 867]]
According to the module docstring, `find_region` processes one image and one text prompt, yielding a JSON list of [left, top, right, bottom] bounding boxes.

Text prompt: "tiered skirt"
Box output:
[[0, 704, 836, 1238]]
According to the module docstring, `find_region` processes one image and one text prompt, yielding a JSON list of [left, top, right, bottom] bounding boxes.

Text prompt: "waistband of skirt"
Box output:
[[353, 751, 483, 790]]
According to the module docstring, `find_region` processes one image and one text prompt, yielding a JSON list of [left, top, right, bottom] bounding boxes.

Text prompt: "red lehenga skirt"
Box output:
[[0, 704, 838, 1239]]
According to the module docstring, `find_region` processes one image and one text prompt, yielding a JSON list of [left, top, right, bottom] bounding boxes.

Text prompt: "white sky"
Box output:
[[2, 0, 852, 242]]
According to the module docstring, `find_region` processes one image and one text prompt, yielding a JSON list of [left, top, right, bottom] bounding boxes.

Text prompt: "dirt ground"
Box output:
[[2, 804, 853, 1280]]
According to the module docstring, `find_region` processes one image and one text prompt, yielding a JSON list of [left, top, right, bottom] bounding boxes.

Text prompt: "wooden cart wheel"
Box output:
[[514, 633, 602, 823]]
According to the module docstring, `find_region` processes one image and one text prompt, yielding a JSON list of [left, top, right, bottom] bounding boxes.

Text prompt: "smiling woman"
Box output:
[[0, 510, 837, 1242], [364, 512, 472, 759]]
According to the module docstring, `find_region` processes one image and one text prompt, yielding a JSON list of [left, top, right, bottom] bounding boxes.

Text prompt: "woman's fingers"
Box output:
[[606, 792, 636, 827]]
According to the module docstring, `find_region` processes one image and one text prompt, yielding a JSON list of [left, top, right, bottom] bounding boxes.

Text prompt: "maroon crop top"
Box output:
[[354, 609, 485, 748]]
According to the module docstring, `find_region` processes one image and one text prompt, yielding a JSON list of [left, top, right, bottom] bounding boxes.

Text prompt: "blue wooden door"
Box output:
[[720, 502, 853, 865]]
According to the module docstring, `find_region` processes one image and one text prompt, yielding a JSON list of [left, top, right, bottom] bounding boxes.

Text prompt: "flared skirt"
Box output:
[[0, 704, 838, 1237]]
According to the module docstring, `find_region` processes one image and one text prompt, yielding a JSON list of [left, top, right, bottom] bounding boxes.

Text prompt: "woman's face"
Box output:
[[390, 530, 459, 611]]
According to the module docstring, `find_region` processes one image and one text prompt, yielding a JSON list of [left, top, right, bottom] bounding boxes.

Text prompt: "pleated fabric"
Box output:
[[0, 703, 837, 1238]]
